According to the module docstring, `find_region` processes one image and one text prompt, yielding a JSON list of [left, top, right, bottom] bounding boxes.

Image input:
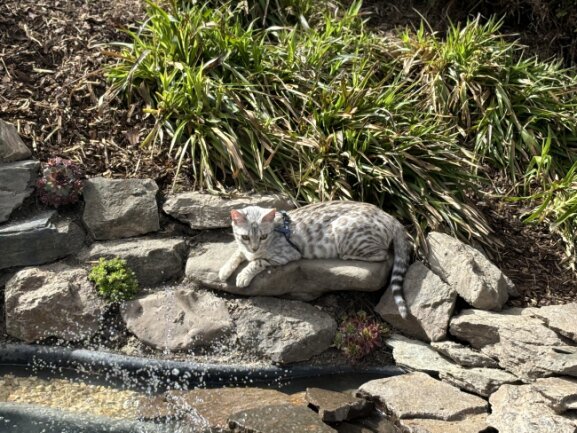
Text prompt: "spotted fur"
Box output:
[[219, 201, 411, 318]]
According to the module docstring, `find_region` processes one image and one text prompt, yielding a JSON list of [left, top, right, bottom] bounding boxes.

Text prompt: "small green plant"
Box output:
[[334, 310, 389, 361], [88, 258, 140, 302], [36, 157, 86, 207]]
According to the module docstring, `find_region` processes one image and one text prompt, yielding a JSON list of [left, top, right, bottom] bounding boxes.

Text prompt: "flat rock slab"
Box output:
[[402, 414, 489, 433], [0, 160, 39, 223], [521, 303, 577, 343], [121, 288, 232, 351], [488, 378, 577, 433], [0, 119, 31, 162], [376, 261, 456, 341], [137, 387, 301, 430], [229, 404, 336, 433], [78, 237, 187, 287], [162, 192, 294, 229], [431, 341, 499, 369], [82, 177, 159, 240], [233, 297, 336, 364], [306, 388, 373, 422], [5, 263, 106, 342], [357, 371, 488, 421], [386, 334, 518, 397], [0, 210, 85, 270], [426, 231, 509, 310], [450, 308, 577, 380], [186, 233, 391, 301]]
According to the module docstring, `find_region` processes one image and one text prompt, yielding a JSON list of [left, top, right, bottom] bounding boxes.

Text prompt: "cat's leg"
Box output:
[[340, 253, 389, 261], [236, 259, 269, 288], [219, 250, 246, 282]]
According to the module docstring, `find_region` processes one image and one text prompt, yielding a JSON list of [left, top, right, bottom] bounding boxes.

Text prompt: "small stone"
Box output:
[[82, 177, 159, 240], [162, 192, 294, 229], [426, 231, 509, 310], [0, 160, 39, 223], [233, 297, 336, 364], [5, 263, 106, 342], [0, 210, 85, 270], [431, 341, 499, 368], [305, 388, 373, 422], [0, 119, 31, 162], [376, 261, 457, 342], [228, 404, 337, 433], [186, 233, 391, 301], [121, 288, 232, 351], [78, 237, 188, 287], [357, 372, 488, 421]]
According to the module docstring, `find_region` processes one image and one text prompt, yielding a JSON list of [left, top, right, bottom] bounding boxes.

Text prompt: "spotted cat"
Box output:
[[218, 201, 411, 318]]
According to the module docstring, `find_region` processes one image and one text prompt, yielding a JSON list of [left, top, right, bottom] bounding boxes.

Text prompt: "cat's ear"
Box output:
[[261, 208, 276, 223], [230, 209, 247, 225]]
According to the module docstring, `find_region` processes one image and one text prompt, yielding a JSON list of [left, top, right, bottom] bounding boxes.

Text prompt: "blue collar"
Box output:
[[274, 210, 300, 253]]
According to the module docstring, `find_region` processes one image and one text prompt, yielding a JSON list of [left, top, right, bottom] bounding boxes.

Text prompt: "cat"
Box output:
[[218, 201, 411, 318]]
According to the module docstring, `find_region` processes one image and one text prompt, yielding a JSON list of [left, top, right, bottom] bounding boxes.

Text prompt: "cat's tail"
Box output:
[[390, 227, 411, 319]]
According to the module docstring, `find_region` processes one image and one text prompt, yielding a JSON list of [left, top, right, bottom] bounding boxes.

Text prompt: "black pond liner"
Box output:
[[0, 343, 405, 433]]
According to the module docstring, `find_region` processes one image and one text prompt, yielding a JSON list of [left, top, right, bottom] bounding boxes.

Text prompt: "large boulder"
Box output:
[[450, 309, 577, 380], [162, 192, 294, 229], [78, 237, 188, 287], [0, 120, 31, 162], [0, 160, 39, 223], [375, 261, 456, 342], [185, 233, 391, 301], [0, 211, 85, 270], [82, 178, 159, 240], [121, 288, 232, 351], [488, 378, 577, 433], [357, 372, 488, 431], [426, 232, 509, 310], [232, 297, 337, 364], [4, 263, 106, 342], [386, 334, 518, 397]]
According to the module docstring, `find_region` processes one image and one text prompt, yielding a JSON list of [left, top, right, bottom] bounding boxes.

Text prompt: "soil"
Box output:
[[0, 0, 575, 316]]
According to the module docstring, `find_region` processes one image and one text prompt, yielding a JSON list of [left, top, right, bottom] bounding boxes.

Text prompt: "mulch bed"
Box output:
[[1, 0, 575, 308]]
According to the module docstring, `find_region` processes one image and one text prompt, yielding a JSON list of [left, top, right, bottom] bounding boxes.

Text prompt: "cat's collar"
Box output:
[[274, 210, 301, 253]]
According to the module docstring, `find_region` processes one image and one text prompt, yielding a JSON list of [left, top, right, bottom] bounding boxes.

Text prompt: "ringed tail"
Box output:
[[390, 229, 411, 319]]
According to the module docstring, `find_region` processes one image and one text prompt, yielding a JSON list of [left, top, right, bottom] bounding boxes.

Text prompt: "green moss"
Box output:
[[88, 258, 140, 302]]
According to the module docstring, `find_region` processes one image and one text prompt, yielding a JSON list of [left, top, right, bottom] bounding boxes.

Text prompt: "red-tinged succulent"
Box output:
[[36, 157, 86, 207], [334, 310, 389, 362]]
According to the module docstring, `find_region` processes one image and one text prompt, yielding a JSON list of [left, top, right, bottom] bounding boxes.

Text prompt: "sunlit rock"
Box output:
[[0, 119, 31, 162]]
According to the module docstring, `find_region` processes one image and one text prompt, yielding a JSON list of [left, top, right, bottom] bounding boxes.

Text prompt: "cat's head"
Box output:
[[230, 206, 276, 253]]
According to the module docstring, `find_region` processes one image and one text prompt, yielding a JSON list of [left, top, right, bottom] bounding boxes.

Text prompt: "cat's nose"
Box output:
[[251, 247, 258, 252]]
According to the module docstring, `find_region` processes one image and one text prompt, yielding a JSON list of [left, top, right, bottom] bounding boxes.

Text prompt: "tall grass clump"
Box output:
[[106, 0, 492, 248]]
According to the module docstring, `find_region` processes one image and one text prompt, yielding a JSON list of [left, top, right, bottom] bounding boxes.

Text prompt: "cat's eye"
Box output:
[[260, 234, 268, 240], [241, 235, 249, 241]]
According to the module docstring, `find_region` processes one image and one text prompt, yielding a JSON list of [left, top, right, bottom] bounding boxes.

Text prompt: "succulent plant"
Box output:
[[88, 258, 140, 302], [334, 310, 389, 361], [36, 157, 85, 207]]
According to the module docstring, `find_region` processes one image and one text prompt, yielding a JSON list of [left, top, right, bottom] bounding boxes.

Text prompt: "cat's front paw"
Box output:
[[218, 266, 232, 282], [235, 270, 254, 288]]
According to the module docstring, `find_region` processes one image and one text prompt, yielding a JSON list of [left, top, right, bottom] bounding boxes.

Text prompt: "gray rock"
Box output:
[[185, 233, 391, 301], [426, 232, 509, 310], [521, 303, 577, 343], [0, 120, 31, 162], [4, 263, 106, 342], [0, 160, 39, 223], [401, 414, 489, 433], [121, 288, 232, 351], [162, 192, 294, 229], [233, 297, 337, 364], [78, 237, 188, 287], [357, 372, 488, 421], [82, 177, 159, 240], [229, 404, 337, 433], [305, 388, 373, 422], [450, 309, 577, 380], [431, 341, 499, 369], [335, 414, 397, 433], [386, 334, 518, 397], [488, 378, 577, 433], [0, 211, 85, 270], [375, 261, 456, 342]]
